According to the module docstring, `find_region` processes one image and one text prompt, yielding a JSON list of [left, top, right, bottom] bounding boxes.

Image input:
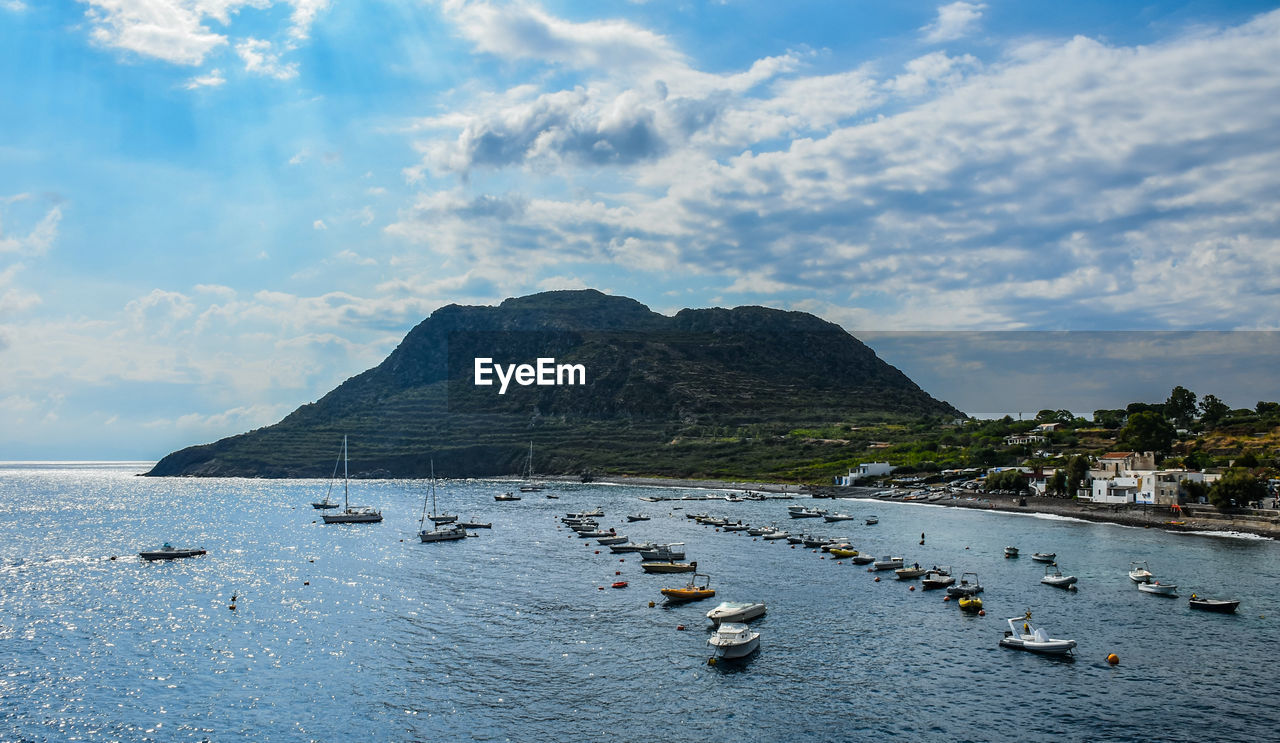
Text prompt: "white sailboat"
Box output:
[[320, 436, 383, 524], [419, 461, 467, 543], [518, 441, 543, 492]]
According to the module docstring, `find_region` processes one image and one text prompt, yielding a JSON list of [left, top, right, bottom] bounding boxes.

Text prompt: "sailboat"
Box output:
[[518, 441, 542, 492], [419, 461, 467, 543], [310, 445, 343, 509], [320, 436, 383, 524]]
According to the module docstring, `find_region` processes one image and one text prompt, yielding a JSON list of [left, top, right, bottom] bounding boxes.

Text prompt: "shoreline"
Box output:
[[544, 474, 1279, 540]]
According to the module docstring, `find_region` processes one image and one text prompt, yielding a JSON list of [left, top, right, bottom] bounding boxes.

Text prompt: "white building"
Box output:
[[835, 462, 892, 486]]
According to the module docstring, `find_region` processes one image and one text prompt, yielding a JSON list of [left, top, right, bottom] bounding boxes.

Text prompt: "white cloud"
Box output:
[[312, 219, 327, 230], [184, 68, 226, 88], [921, 2, 986, 44], [236, 37, 298, 80]]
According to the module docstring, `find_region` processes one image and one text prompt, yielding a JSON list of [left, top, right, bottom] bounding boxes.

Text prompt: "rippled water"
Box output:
[[2, 463, 1279, 742]]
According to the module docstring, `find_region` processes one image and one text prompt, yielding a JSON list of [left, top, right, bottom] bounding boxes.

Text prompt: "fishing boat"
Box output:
[[660, 573, 715, 601], [706, 601, 766, 626], [320, 437, 383, 524], [457, 519, 491, 529], [1004, 546, 1019, 558], [641, 560, 698, 574], [865, 515, 879, 525], [609, 542, 655, 553], [921, 566, 955, 590], [871, 555, 904, 571], [708, 623, 760, 659], [139, 543, 206, 560], [627, 514, 651, 522], [895, 563, 927, 580], [958, 595, 983, 613], [1138, 581, 1178, 597], [517, 441, 543, 492], [999, 613, 1077, 655], [946, 572, 983, 597], [1030, 552, 1057, 563], [823, 512, 856, 522], [1188, 594, 1240, 613], [494, 491, 521, 501], [1129, 561, 1154, 583], [1041, 564, 1078, 589], [418, 463, 467, 543]]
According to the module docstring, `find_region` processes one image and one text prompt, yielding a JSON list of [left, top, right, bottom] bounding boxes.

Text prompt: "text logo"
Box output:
[[474, 357, 587, 394]]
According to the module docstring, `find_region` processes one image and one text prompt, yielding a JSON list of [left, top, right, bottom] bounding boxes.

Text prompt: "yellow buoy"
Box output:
[[1106, 653, 1119, 665], [648, 601, 655, 608]]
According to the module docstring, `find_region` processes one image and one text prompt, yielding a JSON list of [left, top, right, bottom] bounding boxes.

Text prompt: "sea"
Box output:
[[2, 462, 1279, 743]]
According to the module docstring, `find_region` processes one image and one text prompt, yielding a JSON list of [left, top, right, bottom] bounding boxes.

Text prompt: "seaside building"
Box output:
[[835, 462, 892, 486], [1082, 451, 1220, 504]]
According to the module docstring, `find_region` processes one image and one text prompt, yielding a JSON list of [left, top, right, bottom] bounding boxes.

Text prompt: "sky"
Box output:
[[2, 1, 1280, 459]]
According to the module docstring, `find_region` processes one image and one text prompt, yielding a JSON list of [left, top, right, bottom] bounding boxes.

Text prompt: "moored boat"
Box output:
[[1004, 546, 1019, 558], [706, 601, 766, 625], [1030, 552, 1057, 563], [494, 491, 521, 501], [851, 553, 875, 564], [627, 514, 651, 522], [828, 547, 859, 559], [457, 519, 491, 529], [895, 563, 927, 579], [708, 622, 760, 659], [1138, 581, 1178, 597], [642, 560, 698, 573], [999, 613, 1076, 655], [1041, 564, 1078, 589], [139, 543, 206, 560], [921, 566, 955, 590], [871, 555, 904, 571], [609, 541, 655, 553], [1188, 594, 1240, 613], [946, 572, 983, 597], [823, 512, 855, 522], [865, 515, 879, 525], [661, 573, 715, 601], [596, 534, 629, 545], [638, 543, 685, 561], [320, 437, 384, 524], [958, 595, 983, 613], [1128, 561, 1153, 583]]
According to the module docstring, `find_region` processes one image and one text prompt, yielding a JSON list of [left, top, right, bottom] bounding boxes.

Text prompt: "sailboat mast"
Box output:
[[343, 435, 350, 510]]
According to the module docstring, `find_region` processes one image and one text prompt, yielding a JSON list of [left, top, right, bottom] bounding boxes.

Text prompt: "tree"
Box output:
[[1236, 452, 1259, 468], [1256, 401, 1280, 417], [1208, 469, 1268, 509], [1181, 479, 1209, 504], [984, 469, 1028, 492], [1093, 409, 1126, 429], [1064, 454, 1090, 498], [1183, 451, 1215, 471], [1200, 394, 1229, 426], [1047, 470, 1068, 496], [1165, 386, 1197, 426], [1035, 409, 1058, 423], [1118, 410, 1176, 453]]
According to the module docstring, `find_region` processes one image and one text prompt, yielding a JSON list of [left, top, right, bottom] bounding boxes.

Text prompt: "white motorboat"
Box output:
[[865, 515, 879, 525], [789, 507, 826, 519], [706, 601, 767, 626], [851, 553, 875, 565], [746, 526, 771, 536], [1138, 581, 1178, 597], [1041, 564, 1078, 589], [921, 566, 955, 590], [1129, 561, 1153, 583], [1004, 546, 1019, 558], [609, 541, 654, 553], [626, 514, 651, 522], [596, 534, 629, 545], [638, 543, 686, 561], [999, 613, 1077, 655], [871, 555, 904, 571], [823, 512, 856, 522], [895, 563, 927, 579], [708, 622, 760, 659], [1030, 552, 1057, 563], [762, 529, 790, 540], [723, 523, 750, 531], [320, 436, 384, 524]]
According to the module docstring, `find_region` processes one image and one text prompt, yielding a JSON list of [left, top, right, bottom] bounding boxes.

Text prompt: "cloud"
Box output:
[[921, 2, 986, 43], [185, 68, 226, 88], [312, 219, 327, 230], [236, 38, 298, 80], [391, 6, 1280, 330]]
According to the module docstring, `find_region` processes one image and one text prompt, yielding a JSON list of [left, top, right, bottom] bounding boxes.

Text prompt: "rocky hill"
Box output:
[[147, 290, 961, 478]]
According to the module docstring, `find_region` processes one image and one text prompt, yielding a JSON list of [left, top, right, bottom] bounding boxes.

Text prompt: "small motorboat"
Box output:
[[789, 507, 826, 519], [946, 572, 983, 597], [958, 595, 983, 613], [1004, 546, 1019, 558], [921, 566, 955, 590], [1041, 564, 1078, 590], [865, 516, 879, 525], [457, 519, 491, 529], [802, 536, 833, 548], [609, 541, 655, 553], [626, 514, 651, 522], [596, 534, 629, 545], [746, 526, 771, 536], [139, 543, 207, 560], [829, 547, 859, 559], [1129, 561, 1153, 583], [638, 543, 686, 561], [706, 601, 766, 625], [762, 530, 790, 540], [708, 622, 760, 659], [1188, 594, 1240, 613], [545, 494, 559, 499], [310, 498, 339, 510], [1030, 552, 1057, 563], [661, 573, 715, 602], [723, 523, 750, 531], [895, 563, 927, 580], [578, 529, 616, 539], [851, 554, 875, 565], [786, 534, 806, 544], [871, 556, 904, 571], [1138, 581, 1178, 597], [823, 512, 856, 522], [999, 613, 1076, 655], [642, 560, 698, 574], [419, 523, 468, 543], [611, 581, 628, 589], [495, 491, 521, 501]]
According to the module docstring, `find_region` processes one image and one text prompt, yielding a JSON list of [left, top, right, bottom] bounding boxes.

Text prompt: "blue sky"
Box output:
[[2, 1, 1280, 458]]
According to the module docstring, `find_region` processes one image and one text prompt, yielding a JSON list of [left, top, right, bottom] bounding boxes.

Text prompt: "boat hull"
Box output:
[[139, 549, 206, 560], [641, 562, 697, 573], [1189, 599, 1239, 613], [660, 588, 716, 601], [709, 634, 760, 659], [1138, 582, 1178, 597], [706, 602, 766, 625], [419, 529, 467, 543], [322, 511, 383, 524]]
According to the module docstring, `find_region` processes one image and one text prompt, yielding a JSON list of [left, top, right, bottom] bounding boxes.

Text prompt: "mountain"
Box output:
[[147, 290, 961, 479]]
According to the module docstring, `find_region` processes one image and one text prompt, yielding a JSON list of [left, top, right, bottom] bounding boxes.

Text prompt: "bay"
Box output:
[[2, 463, 1278, 742]]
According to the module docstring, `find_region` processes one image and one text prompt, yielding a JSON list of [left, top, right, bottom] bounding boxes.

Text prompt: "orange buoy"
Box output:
[[943, 595, 951, 602], [1107, 653, 1119, 665], [594, 550, 600, 554], [874, 576, 880, 582], [615, 570, 621, 575], [978, 609, 985, 616], [612, 581, 628, 589], [909, 585, 915, 591], [676, 624, 685, 631]]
